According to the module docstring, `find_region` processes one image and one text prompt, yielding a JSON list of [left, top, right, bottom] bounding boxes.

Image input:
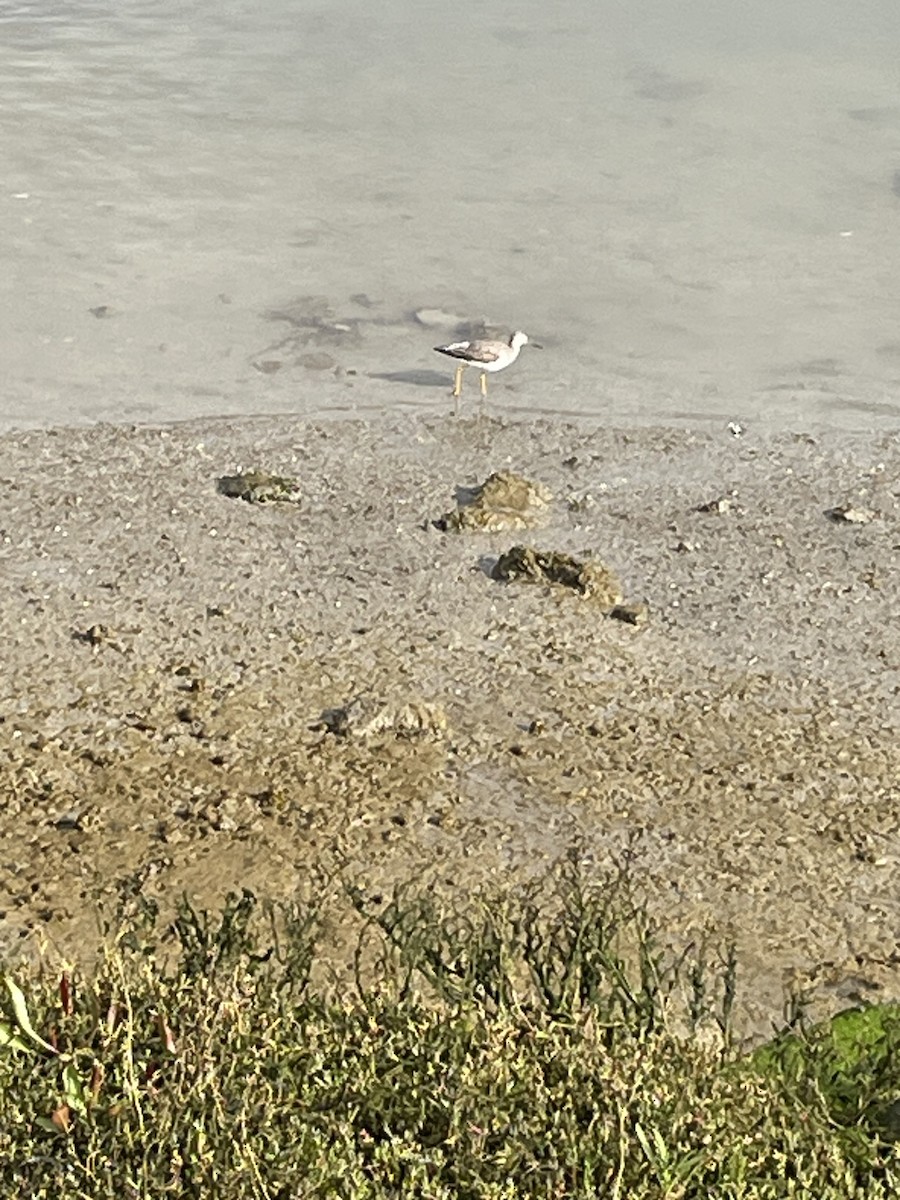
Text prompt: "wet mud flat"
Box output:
[[0, 412, 897, 1041]]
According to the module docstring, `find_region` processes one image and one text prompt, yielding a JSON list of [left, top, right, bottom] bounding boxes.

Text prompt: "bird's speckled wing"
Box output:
[[434, 340, 502, 364]]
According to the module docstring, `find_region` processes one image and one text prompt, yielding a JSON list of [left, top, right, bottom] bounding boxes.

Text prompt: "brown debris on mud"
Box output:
[[437, 470, 553, 533], [217, 469, 302, 504], [492, 545, 624, 608], [322, 694, 448, 742]]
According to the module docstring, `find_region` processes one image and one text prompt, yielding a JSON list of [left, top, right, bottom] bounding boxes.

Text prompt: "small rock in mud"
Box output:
[[492, 546, 623, 607], [608, 602, 650, 626], [73, 623, 110, 646], [696, 496, 737, 515], [438, 471, 553, 532], [567, 493, 596, 513], [217, 470, 301, 505], [322, 695, 448, 741], [825, 505, 878, 525]]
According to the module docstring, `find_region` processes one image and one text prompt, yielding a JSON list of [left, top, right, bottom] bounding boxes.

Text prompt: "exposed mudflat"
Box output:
[[1, 413, 897, 1041]]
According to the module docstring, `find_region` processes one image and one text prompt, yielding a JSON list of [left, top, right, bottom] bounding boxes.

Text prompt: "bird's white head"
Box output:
[[510, 331, 529, 349]]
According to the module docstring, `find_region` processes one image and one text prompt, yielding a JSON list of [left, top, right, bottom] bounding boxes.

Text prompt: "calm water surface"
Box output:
[[2, 0, 899, 429]]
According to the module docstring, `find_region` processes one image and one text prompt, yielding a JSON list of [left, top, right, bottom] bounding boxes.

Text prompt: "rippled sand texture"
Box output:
[[0, 414, 897, 1041]]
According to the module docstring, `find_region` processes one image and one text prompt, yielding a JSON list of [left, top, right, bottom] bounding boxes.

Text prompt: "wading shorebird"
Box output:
[[433, 330, 537, 402]]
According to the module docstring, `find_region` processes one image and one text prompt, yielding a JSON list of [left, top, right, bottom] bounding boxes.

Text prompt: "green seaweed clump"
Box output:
[[493, 544, 623, 607], [217, 470, 301, 505]]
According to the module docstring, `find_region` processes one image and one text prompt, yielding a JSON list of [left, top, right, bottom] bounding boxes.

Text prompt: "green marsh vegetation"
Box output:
[[1, 861, 898, 1198]]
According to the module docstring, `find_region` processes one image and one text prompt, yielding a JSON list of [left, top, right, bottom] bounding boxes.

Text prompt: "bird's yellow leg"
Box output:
[[452, 364, 464, 397], [480, 372, 488, 397]]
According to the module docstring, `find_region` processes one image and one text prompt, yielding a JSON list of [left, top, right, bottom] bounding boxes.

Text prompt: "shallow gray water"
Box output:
[[2, 0, 900, 430]]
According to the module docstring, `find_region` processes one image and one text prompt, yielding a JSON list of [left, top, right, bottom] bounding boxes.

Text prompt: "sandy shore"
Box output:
[[0, 412, 897, 1040]]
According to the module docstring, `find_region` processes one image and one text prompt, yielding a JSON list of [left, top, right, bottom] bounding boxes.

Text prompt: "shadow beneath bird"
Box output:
[[368, 369, 451, 387]]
